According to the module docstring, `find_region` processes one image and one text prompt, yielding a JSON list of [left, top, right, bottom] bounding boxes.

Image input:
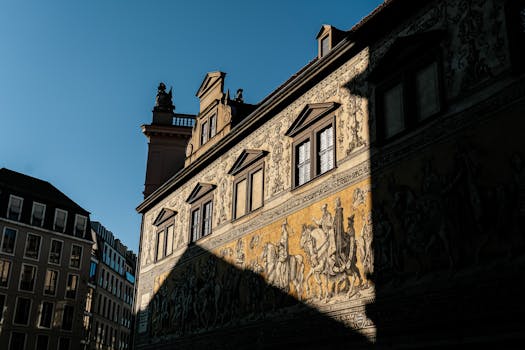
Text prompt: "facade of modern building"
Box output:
[[0, 168, 93, 350], [135, 0, 525, 348], [86, 222, 136, 350]]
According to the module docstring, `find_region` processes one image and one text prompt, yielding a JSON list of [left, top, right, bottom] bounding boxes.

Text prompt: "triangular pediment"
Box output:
[[285, 102, 340, 137], [316, 24, 332, 39], [228, 150, 268, 175], [186, 183, 216, 204], [153, 208, 177, 226], [196, 72, 225, 99]]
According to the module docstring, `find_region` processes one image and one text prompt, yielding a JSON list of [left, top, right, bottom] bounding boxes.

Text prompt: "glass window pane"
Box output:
[[8, 196, 23, 220], [297, 141, 311, 185], [415, 61, 440, 120], [66, 274, 78, 299], [70, 245, 82, 268], [201, 122, 208, 145], [14, 298, 31, 325], [235, 179, 247, 218], [383, 83, 405, 138], [1, 228, 17, 254], [39, 302, 54, 328], [0, 259, 11, 287], [9, 332, 26, 350], [49, 240, 63, 265], [191, 209, 200, 242], [24, 234, 41, 259], [156, 230, 165, 261], [250, 169, 263, 211], [32, 203, 45, 227], [36, 335, 49, 350], [19, 265, 36, 291], [62, 305, 74, 330], [203, 201, 213, 236], [318, 126, 334, 174], [209, 114, 217, 138], [321, 36, 330, 57], [43, 269, 58, 295], [166, 225, 174, 256]]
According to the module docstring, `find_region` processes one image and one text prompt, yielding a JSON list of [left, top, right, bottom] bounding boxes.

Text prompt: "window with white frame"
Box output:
[[24, 233, 41, 260], [19, 264, 37, 292], [1, 227, 17, 255], [39, 301, 54, 328], [9, 332, 27, 350], [61, 305, 74, 330], [65, 274, 79, 299], [49, 239, 63, 265], [74, 214, 87, 237], [43, 269, 59, 296], [54, 209, 68, 233], [13, 297, 31, 325], [0, 259, 10, 288], [7, 195, 23, 221], [70, 244, 82, 269], [31, 202, 46, 227]]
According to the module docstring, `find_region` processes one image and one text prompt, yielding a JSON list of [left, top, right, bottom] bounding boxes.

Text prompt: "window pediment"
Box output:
[[186, 183, 216, 204], [152, 208, 177, 227], [228, 150, 268, 176], [285, 102, 340, 137]]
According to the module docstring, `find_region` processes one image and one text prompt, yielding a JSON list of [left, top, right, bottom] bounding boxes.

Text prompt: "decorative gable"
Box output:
[[186, 183, 216, 204], [285, 102, 340, 137], [152, 208, 177, 226], [196, 71, 225, 100], [228, 150, 268, 175]]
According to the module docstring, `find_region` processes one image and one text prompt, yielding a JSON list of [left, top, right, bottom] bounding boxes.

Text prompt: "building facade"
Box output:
[[135, 0, 525, 348], [86, 222, 136, 350], [0, 168, 93, 350]]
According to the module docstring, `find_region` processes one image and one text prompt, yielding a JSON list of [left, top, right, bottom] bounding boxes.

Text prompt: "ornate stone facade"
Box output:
[[135, 0, 525, 348]]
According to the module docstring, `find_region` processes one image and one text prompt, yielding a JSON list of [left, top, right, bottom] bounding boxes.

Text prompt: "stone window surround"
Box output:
[[232, 160, 265, 220]]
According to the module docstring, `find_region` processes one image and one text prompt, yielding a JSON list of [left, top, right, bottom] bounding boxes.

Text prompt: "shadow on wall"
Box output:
[[137, 244, 373, 350], [137, 1, 525, 349]]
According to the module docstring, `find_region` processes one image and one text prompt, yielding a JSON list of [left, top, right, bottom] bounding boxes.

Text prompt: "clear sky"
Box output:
[[0, 0, 383, 252]]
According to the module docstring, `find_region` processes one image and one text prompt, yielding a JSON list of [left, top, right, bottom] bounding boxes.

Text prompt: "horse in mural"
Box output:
[[300, 224, 361, 301], [261, 242, 304, 298]]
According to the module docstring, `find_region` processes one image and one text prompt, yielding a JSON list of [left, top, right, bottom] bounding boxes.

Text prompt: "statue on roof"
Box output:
[[235, 88, 244, 103], [154, 82, 175, 112]]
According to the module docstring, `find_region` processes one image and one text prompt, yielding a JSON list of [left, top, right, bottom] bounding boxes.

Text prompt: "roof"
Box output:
[[137, 0, 422, 213], [0, 168, 89, 215]]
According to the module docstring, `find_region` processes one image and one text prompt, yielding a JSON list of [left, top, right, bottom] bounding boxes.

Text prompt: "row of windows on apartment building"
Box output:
[[102, 243, 129, 276], [1, 227, 83, 267], [96, 266, 134, 306], [5, 194, 88, 236], [92, 320, 131, 350], [0, 259, 80, 299], [94, 293, 133, 329], [6, 332, 72, 350], [0, 294, 77, 347], [152, 57, 445, 263]]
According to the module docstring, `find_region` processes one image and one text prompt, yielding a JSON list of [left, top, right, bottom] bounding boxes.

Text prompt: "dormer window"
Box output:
[[201, 121, 209, 145], [320, 35, 330, 57], [74, 214, 87, 237], [7, 195, 23, 221], [54, 209, 68, 233], [200, 113, 217, 145], [31, 202, 46, 227]]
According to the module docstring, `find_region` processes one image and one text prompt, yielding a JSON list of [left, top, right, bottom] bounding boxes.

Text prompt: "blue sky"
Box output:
[[0, 0, 383, 252]]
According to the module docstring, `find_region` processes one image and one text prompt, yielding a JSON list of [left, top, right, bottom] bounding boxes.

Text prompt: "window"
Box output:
[[62, 305, 74, 330], [166, 225, 174, 256], [286, 102, 338, 188], [31, 202, 46, 227], [376, 59, 442, 141], [54, 209, 68, 233], [1, 227, 17, 254], [191, 208, 201, 242], [89, 261, 97, 284], [14, 297, 31, 325], [0, 293, 6, 323], [74, 214, 87, 237], [0, 259, 10, 288], [201, 121, 208, 145], [19, 264, 36, 292], [186, 183, 215, 243], [70, 244, 82, 268], [39, 302, 54, 328], [9, 332, 26, 350], [209, 114, 217, 138], [7, 195, 23, 221], [320, 35, 330, 57], [156, 229, 165, 261], [65, 274, 79, 299], [36, 335, 49, 350], [58, 337, 71, 350], [24, 233, 41, 260], [49, 239, 63, 265], [43, 269, 59, 296]]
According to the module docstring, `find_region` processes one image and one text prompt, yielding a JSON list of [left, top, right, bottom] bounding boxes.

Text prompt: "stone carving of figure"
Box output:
[[276, 219, 290, 291], [344, 215, 363, 287], [314, 204, 335, 266], [333, 197, 345, 267], [235, 239, 245, 267], [359, 212, 374, 280], [154, 82, 174, 111]]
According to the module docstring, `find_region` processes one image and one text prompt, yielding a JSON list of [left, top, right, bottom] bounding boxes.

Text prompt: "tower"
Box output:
[[141, 83, 195, 198]]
